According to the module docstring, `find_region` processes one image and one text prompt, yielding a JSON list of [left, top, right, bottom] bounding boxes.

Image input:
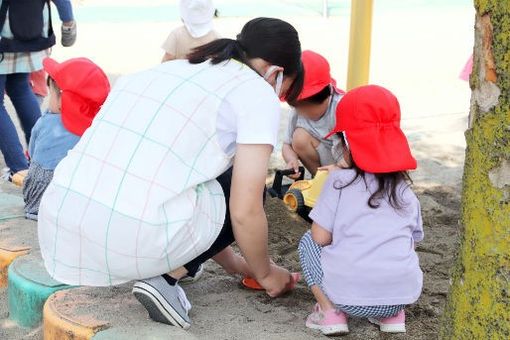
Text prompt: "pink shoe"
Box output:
[[368, 309, 406, 333], [305, 303, 349, 335]]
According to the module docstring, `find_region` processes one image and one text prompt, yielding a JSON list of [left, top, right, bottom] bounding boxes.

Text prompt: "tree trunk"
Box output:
[[440, 1, 510, 339]]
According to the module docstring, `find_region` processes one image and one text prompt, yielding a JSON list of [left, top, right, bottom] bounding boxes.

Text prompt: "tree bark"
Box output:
[[440, 1, 510, 339]]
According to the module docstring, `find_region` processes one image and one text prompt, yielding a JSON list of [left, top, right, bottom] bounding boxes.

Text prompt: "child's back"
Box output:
[[162, 0, 218, 61], [28, 113, 79, 170], [299, 85, 422, 335], [162, 25, 219, 60], [310, 168, 423, 306], [23, 113, 79, 219]]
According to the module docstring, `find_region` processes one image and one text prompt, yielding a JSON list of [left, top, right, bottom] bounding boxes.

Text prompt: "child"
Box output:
[[282, 50, 345, 178], [161, 0, 219, 62], [298, 85, 423, 335], [459, 54, 473, 82], [23, 57, 110, 220]]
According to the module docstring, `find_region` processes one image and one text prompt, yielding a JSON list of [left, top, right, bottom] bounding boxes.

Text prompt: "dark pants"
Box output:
[[183, 168, 235, 275], [0, 73, 41, 172], [183, 168, 266, 276], [52, 0, 74, 22]]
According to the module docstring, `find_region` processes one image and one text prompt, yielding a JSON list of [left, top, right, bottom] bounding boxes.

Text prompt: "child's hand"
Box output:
[[286, 159, 302, 179]]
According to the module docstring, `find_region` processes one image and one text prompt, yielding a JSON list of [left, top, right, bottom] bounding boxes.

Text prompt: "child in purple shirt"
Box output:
[[298, 85, 423, 335]]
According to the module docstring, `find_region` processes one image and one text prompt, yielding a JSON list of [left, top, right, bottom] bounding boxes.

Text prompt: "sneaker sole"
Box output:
[[368, 318, 406, 333], [306, 321, 349, 335], [132, 282, 191, 330]]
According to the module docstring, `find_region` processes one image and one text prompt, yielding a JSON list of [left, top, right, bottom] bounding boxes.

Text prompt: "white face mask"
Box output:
[[263, 65, 284, 97], [331, 132, 350, 163]]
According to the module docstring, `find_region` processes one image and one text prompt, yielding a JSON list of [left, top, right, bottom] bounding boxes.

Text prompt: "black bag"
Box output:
[[0, 0, 55, 52]]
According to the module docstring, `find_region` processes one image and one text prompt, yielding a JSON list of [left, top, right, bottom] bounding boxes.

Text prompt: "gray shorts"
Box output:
[[316, 142, 335, 166]]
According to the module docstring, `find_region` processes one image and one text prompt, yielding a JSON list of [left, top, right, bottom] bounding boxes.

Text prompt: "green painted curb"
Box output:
[[8, 256, 70, 328], [0, 191, 24, 220]]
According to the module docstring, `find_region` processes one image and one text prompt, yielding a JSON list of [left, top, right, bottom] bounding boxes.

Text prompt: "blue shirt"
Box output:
[[29, 112, 80, 170]]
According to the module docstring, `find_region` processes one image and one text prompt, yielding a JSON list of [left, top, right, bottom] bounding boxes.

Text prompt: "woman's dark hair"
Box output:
[[187, 17, 303, 102], [334, 133, 412, 210], [288, 84, 331, 107]]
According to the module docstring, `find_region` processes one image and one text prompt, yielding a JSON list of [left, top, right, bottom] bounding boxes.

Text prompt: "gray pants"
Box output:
[[316, 142, 335, 166]]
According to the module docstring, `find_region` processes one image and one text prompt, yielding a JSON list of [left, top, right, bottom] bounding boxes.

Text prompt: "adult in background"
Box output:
[[0, 0, 55, 182]]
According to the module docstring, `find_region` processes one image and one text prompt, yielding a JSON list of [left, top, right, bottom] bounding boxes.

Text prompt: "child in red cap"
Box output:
[[282, 50, 345, 178], [23, 57, 110, 220], [298, 85, 423, 335]]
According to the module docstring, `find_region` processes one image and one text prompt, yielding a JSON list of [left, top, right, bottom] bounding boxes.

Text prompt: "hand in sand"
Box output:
[[258, 265, 299, 297]]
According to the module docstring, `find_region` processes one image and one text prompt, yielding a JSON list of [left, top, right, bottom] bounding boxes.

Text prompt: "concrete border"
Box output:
[[8, 256, 69, 328], [0, 247, 30, 287], [43, 290, 109, 340]]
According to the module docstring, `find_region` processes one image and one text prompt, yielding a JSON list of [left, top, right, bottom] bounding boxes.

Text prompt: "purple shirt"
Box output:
[[309, 169, 423, 306]]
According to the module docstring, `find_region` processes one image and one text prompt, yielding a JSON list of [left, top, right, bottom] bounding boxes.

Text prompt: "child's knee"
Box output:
[[291, 128, 316, 151]]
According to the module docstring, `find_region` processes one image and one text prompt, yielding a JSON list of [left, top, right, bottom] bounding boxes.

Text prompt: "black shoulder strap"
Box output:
[[0, 0, 10, 36]]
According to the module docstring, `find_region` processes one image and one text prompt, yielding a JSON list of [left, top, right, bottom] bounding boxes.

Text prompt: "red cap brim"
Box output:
[[43, 58, 60, 80], [346, 127, 417, 173]]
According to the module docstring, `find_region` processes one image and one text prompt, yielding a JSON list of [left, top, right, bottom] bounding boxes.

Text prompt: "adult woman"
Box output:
[[38, 17, 303, 329], [0, 0, 53, 180]]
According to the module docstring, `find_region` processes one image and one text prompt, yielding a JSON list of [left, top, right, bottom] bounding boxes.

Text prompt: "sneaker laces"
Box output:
[[176, 285, 192, 314]]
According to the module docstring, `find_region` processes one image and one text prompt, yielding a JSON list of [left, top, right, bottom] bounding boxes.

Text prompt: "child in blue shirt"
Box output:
[[23, 57, 110, 220]]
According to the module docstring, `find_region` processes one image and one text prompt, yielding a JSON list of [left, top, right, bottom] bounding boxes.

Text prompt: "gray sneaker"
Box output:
[[61, 21, 77, 47], [133, 276, 192, 329]]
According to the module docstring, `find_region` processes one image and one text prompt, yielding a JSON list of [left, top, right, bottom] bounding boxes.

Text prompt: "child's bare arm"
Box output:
[[282, 142, 298, 164], [311, 222, 332, 246], [282, 143, 301, 178]]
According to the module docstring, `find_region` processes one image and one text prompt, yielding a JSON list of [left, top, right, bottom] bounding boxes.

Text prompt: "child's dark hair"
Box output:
[[334, 133, 412, 210], [288, 84, 331, 107], [187, 17, 304, 102]]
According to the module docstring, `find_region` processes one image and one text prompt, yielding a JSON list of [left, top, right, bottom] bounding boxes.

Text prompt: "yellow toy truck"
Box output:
[[268, 167, 329, 220]]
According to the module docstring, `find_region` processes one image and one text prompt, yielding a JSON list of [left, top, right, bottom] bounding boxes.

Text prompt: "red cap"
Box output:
[[297, 50, 344, 101], [43, 57, 110, 136], [326, 85, 417, 173]]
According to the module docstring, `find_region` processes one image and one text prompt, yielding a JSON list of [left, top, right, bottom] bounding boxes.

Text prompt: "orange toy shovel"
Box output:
[[242, 272, 301, 291]]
